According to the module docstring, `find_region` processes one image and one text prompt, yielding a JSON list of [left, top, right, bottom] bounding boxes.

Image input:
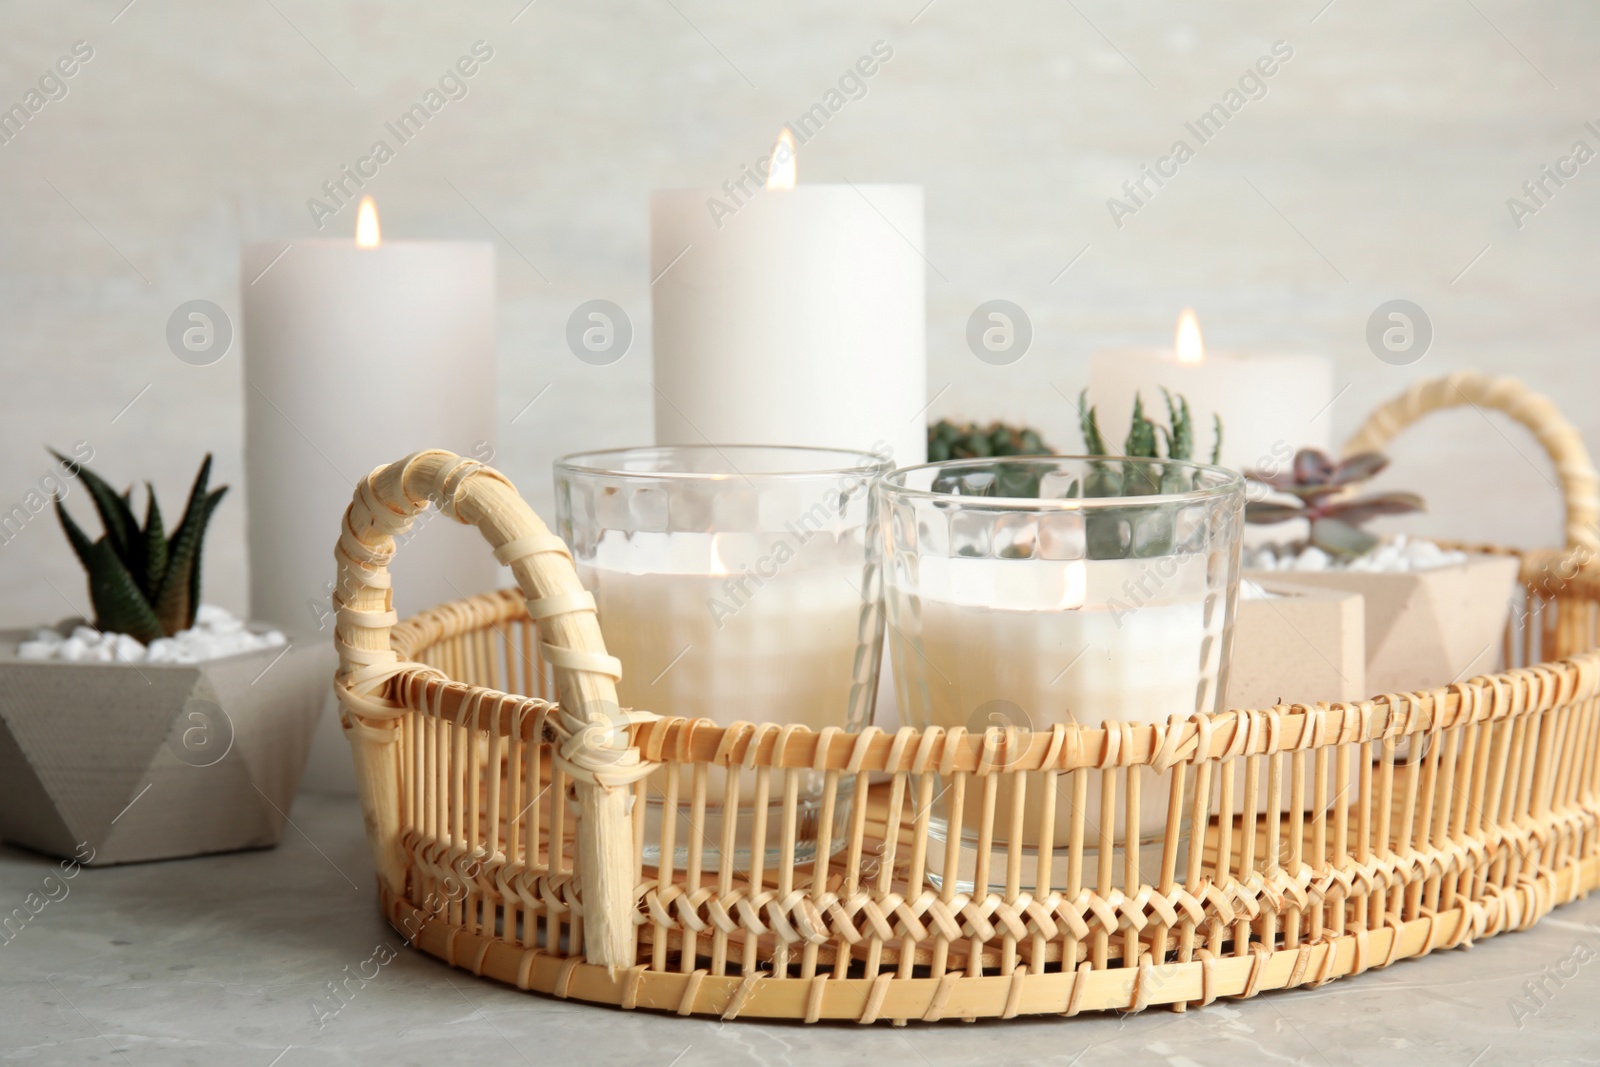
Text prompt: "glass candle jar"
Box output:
[[878, 456, 1244, 893], [555, 445, 889, 872]]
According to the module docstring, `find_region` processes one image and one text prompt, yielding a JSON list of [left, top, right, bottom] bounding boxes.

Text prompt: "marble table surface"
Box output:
[[2, 793, 1597, 1066]]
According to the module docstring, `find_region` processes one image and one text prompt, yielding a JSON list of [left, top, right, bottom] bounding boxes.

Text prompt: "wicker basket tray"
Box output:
[[335, 371, 1600, 1023]]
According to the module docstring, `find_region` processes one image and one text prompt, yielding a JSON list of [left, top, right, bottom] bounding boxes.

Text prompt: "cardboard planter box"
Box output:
[[1227, 578, 1366, 710], [1241, 554, 1521, 698], [0, 631, 326, 865]]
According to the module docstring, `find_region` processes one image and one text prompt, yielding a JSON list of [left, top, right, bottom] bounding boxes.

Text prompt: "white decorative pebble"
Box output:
[[13, 606, 285, 664], [1244, 537, 1470, 575], [194, 604, 230, 626], [1294, 546, 1331, 571]]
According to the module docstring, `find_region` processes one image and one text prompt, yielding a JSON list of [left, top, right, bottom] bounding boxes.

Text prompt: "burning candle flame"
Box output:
[[356, 196, 381, 248], [1175, 307, 1204, 365], [766, 128, 796, 191], [708, 535, 729, 576]]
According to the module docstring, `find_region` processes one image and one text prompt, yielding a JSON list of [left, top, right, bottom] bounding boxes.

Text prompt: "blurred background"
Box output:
[[2, 0, 1595, 626]]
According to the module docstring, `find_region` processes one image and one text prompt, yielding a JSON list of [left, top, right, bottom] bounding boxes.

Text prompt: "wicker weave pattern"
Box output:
[[341, 376, 1600, 1021]]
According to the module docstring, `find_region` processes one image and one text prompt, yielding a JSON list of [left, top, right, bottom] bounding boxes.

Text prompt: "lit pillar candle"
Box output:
[[1088, 309, 1333, 474], [650, 130, 927, 469], [242, 198, 497, 634]]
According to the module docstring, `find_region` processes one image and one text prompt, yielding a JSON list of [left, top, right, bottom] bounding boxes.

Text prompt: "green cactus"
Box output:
[[1080, 387, 1220, 465], [52, 451, 227, 642], [927, 419, 1053, 462], [1078, 388, 1225, 558], [927, 419, 1055, 498]]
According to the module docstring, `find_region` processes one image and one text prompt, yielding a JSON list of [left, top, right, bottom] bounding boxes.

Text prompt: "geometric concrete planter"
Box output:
[[0, 630, 327, 866], [1241, 553, 1521, 697], [1227, 576, 1366, 710]]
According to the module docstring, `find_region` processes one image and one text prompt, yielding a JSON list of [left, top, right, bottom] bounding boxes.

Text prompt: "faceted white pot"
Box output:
[[1228, 577, 1366, 710], [1241, 554, 1521, 697], [0, 630, 328, 865]]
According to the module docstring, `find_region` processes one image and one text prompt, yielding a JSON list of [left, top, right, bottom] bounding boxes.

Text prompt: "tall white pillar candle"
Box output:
[[242, 201, 498, 636], [1088, 310, 1333, 475], [650, 162, 926, 469]]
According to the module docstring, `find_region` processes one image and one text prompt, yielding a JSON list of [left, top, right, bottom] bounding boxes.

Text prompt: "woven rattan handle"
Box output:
[[332, 449, 640, 971], [1342, 371, 1600, 551]]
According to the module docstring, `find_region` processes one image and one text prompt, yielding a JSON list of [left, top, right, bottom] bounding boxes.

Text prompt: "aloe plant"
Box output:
[[51, 451, 227, 643], [1079, 388, 1222, 471], [1245, 448, 1423, 558], [1074, 388, 1226, 557]]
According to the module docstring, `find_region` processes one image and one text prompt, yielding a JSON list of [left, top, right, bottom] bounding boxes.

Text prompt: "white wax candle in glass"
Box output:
[[879, 456, 1244, 893], [555, 445, 890, 873]]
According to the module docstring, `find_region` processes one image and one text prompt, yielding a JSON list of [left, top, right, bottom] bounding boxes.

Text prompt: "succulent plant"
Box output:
[[927, 419, 1056, 497], [1078, 388, 1221, 495], [1245, 448, 1423, 558], [927, 419, 1053, 462], [924, 400, 1227, 558], [52, 451, 227, 643], [1072, 388, 1226, 558], [1080, 388, 1221, 467]]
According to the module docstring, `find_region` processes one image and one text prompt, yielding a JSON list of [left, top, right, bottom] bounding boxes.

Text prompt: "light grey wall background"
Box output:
[[2, 0, 1596, 630]]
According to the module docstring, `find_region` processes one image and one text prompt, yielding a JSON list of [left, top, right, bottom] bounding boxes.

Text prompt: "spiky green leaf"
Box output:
[[141, 484, 167, 601], [1162, 389, 1194, 461], [84, 538, 164, 643], [184, 487, 226, 629], [153, 454, 224, 635], [1123, 394, 1160, 459], [51, 448, 137, 570], [53, 497, 98, 572], [1211, 414, 1223, 466], [1079, 391, 1108, 456]]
